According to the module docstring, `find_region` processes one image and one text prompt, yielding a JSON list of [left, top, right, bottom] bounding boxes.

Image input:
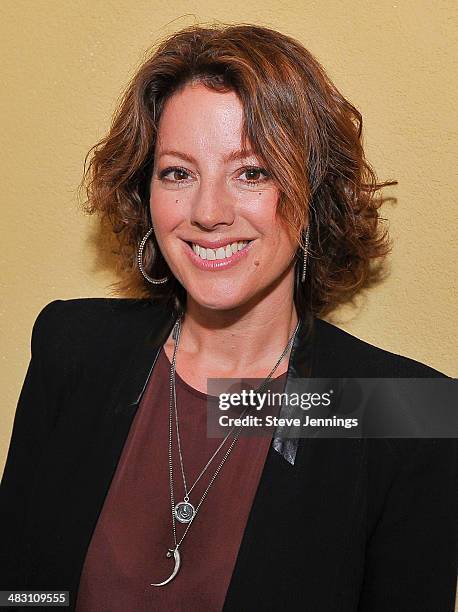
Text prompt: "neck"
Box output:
[[175, 286, 299, 377]]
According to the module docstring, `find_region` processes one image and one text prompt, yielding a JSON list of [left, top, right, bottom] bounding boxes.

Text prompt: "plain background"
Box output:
[[1, 6, 456, 604]]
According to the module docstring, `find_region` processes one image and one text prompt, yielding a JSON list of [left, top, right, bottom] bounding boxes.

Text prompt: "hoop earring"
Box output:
[[137, 227, 169, 284], [301, 225, 310, 283]]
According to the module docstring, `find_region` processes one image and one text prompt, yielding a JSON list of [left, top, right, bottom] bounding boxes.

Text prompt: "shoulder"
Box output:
[[31, 297, 170, 365], [313, 317, 447, 378], [312, 318, 453, 470]]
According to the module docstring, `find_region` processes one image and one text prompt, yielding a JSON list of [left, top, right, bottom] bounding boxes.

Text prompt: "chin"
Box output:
[[186, 286, 255, 312]]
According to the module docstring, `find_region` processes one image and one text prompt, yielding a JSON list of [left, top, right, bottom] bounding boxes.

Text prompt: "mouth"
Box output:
[[184, 239, 253, 261], [181, 239, 255, 270]]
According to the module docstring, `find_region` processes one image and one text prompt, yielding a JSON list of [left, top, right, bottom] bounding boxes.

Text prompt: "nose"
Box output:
[[190, 178, 235, 230]]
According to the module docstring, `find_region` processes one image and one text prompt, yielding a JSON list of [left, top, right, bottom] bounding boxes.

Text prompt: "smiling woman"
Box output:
[[82, 24, 393, 320], [1, 22, 456, 612]]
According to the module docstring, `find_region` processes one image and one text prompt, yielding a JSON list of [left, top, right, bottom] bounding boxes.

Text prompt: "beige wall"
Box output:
[[1, 0, 456, 466]]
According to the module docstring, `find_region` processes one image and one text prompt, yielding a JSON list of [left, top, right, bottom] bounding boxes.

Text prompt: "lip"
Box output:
[[181, 239, 255, 271]]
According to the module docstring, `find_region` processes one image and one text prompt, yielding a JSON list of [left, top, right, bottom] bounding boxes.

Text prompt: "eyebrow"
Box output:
[[157, 148, 256, 164]]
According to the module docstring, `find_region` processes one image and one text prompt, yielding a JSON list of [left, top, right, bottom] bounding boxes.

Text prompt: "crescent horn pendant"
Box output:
[[150, 548, 181, 587]]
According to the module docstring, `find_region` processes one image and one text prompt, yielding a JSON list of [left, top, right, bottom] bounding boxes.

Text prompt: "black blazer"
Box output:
[[1, 298, 457, 611]]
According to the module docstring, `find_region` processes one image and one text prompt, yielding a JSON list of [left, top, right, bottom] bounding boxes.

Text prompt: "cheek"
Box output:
[[149, 195, 182, 236], [241, 191, 278, 232]]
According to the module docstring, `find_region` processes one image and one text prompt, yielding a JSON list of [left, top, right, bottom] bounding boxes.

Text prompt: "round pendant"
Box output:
[[174, 501, 195, 523]]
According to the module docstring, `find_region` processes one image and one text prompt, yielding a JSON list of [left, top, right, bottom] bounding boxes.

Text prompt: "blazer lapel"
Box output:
[[222, 312, 367, 611], [271, 310, 314, 465]]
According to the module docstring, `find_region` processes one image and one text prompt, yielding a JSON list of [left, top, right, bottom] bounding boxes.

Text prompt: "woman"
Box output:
[[1, 23, 456, 612]]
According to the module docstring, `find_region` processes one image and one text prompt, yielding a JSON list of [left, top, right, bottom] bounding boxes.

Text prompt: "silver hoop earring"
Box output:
[[137, 227, 169, 284], [301, 225, 310, 283]]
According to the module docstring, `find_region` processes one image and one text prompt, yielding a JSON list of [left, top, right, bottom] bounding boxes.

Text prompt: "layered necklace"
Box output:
[[150, 314, 300, 586]]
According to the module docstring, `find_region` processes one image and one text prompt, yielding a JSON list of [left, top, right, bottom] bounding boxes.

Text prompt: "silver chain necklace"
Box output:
[[150, 314, 300, 587]]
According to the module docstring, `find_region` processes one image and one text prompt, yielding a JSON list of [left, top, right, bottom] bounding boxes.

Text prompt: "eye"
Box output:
[[238, 166, 270, 185], [158, 166, 191, 183]]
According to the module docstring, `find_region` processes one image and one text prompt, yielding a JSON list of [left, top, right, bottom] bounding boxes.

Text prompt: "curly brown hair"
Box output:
[[80, 22, 395, 317]]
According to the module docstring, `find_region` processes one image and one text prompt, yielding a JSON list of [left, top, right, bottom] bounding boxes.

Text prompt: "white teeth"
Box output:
[[191, 241, 249, 260]]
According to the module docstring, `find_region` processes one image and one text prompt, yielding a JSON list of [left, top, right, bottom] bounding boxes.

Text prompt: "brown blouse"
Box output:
[[75, 346, 287, 612]]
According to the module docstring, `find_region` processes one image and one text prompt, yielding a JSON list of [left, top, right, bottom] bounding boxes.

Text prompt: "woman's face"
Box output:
[[150, 82, 297, 311]]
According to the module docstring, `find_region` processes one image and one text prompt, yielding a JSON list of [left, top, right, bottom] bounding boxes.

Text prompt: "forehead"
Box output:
[[155, 82, 248, 158]]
